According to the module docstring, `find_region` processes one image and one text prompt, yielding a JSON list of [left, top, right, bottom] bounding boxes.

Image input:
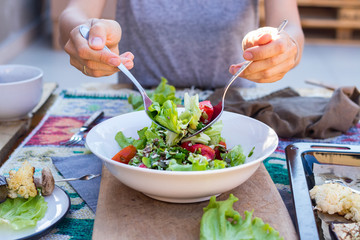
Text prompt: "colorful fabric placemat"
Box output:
[[0, 87, 359, 240]]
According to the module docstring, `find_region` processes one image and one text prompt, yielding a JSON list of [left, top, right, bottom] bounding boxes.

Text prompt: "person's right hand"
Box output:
[[64, 18, 134, 77]]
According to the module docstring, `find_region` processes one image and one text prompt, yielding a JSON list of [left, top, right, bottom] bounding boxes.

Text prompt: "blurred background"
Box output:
[[1, 0, 360, 91]]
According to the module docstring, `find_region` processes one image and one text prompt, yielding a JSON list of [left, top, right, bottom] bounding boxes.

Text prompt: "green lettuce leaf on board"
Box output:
[[0, 194, 48, 230], [200, 194, 283, 240]]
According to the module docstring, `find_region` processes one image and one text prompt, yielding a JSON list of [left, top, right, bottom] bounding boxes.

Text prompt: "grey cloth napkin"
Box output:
[[209, 87, 360, 139], [52, 154, 102, 213]]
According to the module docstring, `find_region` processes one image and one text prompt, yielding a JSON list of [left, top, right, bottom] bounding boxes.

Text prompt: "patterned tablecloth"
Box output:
[[0, 87, 359, 240]]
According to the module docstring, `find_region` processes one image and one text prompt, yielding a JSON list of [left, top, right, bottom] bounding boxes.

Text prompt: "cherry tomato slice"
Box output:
[[112, 145, 137, 164], [181, 142, 215, 160], [199, 100, 214, 124]]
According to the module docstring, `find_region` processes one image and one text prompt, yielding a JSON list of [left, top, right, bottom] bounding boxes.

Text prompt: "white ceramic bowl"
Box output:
[[86, 110, 278, 203], [0, 65, 43, 121]]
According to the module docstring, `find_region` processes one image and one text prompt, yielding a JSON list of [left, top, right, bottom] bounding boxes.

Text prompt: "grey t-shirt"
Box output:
[[116, 0, 258, 89]]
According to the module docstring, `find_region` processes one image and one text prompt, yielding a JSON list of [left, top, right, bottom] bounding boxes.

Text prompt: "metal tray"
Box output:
[[285, 142, 360, 240]]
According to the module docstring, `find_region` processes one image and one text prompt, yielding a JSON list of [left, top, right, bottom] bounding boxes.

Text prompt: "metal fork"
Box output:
[[56, 174, 101, 182], [61, 110, 104, 146], [184, 20, 288, 139]]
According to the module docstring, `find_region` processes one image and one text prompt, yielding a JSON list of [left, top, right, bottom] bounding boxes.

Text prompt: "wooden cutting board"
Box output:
[[93, 164, 298, 240], [0, 82, 57, 166]]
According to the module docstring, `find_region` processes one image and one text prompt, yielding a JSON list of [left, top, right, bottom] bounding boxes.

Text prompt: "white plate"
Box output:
[[0, 186, 70, 240]]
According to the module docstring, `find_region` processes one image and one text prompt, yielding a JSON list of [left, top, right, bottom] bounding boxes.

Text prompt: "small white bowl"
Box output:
[[0, 65, 43, 121], [86, 109, 278, 203]]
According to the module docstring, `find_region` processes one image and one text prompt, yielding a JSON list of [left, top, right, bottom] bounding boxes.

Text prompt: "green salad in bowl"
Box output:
[[112, 81, 253, 171], [86, 79, 278, 203]]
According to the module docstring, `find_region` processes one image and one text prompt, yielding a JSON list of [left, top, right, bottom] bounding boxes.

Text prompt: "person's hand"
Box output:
[[64, 18, 134, 77], [229, 27, 298, 83]]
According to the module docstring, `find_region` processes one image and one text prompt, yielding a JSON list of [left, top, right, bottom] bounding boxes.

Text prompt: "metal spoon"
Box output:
[[183, 19, 289, 139], [55, 174, 101, 182], [79, 26, 175, 133]]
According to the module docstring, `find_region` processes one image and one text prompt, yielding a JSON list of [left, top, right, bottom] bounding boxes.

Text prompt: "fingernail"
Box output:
[[90, 37, 103, 46], [124, 61, 133, 69], [244, 52, 253, 60], [229, 65, 234, 73], [109, 58, 120, 67]]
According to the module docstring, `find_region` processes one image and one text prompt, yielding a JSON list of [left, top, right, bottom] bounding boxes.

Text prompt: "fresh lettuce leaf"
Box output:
[[168, 159, 193, 171], [187, 153, 209, 171], [203, 121, 223, 145], [179, 93, 201, 130], [128, 78, 181, 111], [200, 194, 283, 240], [144, 128, 164, 144], [115, 127, 148, 149], [148, 100, 181, 134], [209, 160, 227, 169], [0, 194, 47, 230], [222, 145, 246, 167], [151, 92, 203, 145], [141, 157, 151, 168], [147, 101, 161, 119], [115, 131, 134, 148], [133, 127, 148, 149], [166, 131, 185, 147], [152, 77, 181, 106], [163, 103, 196, 146], [248, 146, 255, 157], [128, 94, 145, 111], [181, 132, 211, 145], [167, 153, 228, 171]]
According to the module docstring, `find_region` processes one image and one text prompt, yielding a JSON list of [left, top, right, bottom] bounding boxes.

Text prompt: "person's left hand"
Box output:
[[229, 27, 298, 83]]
